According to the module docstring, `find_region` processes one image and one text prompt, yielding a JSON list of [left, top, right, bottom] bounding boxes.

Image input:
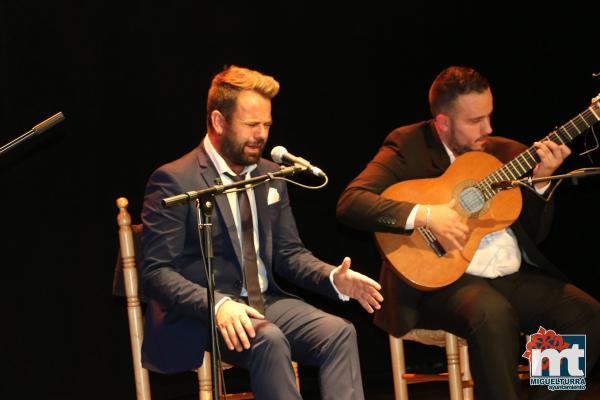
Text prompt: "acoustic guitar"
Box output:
[[375, 94, 600, 291]]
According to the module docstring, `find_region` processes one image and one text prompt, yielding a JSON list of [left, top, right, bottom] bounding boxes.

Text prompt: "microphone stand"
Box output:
[[162, 165, 302, 400], [0, 112, 65, 158], [494, 168, 600, 190]]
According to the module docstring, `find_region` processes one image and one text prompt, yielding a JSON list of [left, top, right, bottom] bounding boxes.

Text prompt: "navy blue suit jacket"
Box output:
[[140, 143, 338, 374]]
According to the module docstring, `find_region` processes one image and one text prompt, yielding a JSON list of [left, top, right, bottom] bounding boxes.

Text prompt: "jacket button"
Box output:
[[234, 280, 243, 289]]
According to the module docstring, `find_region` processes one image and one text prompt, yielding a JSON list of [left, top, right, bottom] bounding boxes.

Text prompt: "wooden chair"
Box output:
[[389, 330, 532, 400], [115, 197, 300, 399], [389, 330, 474, 400]]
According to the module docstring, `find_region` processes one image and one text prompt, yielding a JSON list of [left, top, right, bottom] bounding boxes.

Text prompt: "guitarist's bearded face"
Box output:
[[441, 89, 494, 156]]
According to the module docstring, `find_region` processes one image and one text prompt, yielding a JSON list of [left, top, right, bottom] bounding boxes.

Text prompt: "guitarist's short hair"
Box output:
[[428, 66, 490, 117]]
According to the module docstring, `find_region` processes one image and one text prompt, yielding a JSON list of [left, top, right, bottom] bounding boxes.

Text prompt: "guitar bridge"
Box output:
[[417, 227, 447, 257]]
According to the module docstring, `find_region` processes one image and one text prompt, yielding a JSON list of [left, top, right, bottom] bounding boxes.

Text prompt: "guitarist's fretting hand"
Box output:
[[532, 140, 571, 189], [418, 199, 469, 251]]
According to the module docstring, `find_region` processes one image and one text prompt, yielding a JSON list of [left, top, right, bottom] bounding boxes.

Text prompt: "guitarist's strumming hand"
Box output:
[[532, 140, 571, 190], [418, 199, 469, 251]]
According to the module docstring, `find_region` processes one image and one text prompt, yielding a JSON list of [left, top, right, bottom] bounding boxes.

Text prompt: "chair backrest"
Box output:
[[116, 197, 152, 400], [113, 222, 145, 300]]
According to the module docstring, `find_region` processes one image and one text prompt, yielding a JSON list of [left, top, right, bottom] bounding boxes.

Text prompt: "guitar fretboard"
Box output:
[[475, 103, 600, 200]]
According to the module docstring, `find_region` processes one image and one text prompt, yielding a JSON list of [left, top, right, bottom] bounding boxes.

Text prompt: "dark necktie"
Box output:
[[228, 173, 265, 314]]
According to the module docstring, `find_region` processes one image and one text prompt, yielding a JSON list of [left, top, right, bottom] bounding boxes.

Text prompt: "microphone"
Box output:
[[270, 146, 325, 177]]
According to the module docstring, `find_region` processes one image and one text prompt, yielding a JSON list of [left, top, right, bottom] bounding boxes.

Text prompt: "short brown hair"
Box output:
[[428, 66, 490, 117], [206, 65, 280, 130]]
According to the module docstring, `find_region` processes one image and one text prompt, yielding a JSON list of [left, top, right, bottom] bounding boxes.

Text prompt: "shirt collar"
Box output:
[[203, 134, 257, 177], [440, 138, 456, 163]]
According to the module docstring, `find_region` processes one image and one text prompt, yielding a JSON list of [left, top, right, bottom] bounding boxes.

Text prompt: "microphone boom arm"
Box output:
[[162, 165, 304, 208]]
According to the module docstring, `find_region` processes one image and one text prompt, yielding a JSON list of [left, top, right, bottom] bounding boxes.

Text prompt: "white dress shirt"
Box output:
[[204, 135, 269, 295], [204, 135, 349, 311]]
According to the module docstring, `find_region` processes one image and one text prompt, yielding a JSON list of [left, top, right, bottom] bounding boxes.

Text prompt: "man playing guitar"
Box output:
[[337, 66, 600, 399]]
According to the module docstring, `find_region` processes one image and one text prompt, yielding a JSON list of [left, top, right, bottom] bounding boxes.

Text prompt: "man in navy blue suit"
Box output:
[[140, 65, 383, 400]]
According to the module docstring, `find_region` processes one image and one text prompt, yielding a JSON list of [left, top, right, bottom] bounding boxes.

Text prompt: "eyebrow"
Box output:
[[243, 119, 273, 125], [469, 113, 491, 122]]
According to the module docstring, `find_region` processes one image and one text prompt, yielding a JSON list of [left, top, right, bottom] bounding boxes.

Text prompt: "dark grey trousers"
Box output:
[[219, 294, 364, 400]]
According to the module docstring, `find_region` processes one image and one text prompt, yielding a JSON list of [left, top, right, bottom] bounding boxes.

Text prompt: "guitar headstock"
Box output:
[[593, 93, 600, 108]]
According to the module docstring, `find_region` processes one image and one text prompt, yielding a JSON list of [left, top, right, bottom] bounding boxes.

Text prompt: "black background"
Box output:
[[1, 2, 599, 399]]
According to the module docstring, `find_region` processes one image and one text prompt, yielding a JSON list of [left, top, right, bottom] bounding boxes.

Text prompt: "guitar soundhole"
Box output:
[[459, 186, 485, 214]]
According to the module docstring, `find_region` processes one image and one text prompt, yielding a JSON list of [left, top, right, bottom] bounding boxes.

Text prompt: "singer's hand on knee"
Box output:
[[333, 257, 383, 313], [216, 299, 264, 352]]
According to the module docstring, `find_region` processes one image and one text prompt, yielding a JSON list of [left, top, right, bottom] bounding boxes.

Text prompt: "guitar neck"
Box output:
[[477, 103, 600, 199]]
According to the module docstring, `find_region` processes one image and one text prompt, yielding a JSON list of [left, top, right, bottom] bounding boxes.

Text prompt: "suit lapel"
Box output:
[[425, 121, 451, 173], [252, 164, 272, 270], [195, 145, 243, 266]]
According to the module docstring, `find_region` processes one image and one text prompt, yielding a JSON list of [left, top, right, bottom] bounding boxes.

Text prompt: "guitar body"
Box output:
[[374, 151, 523, 290]]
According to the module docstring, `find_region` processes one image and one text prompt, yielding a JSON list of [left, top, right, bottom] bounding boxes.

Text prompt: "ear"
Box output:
[[211, 110, 227, 135], [434, 114, 450, 134]]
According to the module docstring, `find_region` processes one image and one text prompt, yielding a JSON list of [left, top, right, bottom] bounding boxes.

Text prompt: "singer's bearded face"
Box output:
[[219, 90, 272, 173], [439, 89, 494, 156]]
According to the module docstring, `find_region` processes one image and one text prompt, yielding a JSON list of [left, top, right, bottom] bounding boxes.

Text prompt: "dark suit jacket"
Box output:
[[140, 143, 338, 374], [337, 120, 565, 337]]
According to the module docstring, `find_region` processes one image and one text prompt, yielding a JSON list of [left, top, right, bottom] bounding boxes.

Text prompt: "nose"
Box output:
[[481, 116, 492, 135], [255, 124, 269, 141]]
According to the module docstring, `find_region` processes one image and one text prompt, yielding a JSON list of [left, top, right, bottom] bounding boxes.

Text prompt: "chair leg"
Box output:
[[459, 341, 474, 400], [124, 280, 151, 400], [291, 361, 301, 391], [198, 352, 212, 400], [389, 335, 410, 400], [444, 333, 463, 400]]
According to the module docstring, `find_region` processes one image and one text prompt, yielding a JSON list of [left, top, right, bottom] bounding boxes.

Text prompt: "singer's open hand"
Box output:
[[332, 257, 383, 313], [532, 140, 571, 189], [216, 300, 264, 352]]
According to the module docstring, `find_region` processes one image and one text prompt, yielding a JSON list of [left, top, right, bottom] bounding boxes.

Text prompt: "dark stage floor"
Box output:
[[143, 363, 599, 399], [305, 366, 600, 399]]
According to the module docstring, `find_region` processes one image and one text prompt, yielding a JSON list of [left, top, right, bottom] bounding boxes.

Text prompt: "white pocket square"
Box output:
[[267, 187, 280, 205]]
